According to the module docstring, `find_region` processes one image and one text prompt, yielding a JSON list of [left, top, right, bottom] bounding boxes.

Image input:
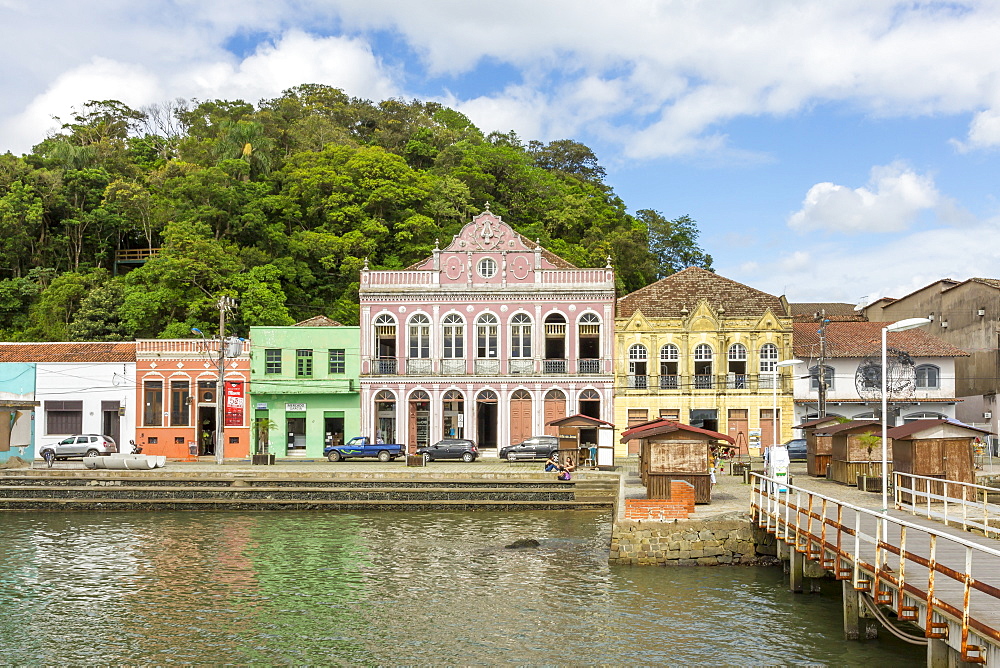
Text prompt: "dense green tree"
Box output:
[[639, 210, 714, 278], [68, 279, 129, 341], [0, 89, 716, 340]]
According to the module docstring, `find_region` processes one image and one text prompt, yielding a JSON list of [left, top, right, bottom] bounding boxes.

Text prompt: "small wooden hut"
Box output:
[[620, 419, 734, 503], [825, 420, 884, 486], [887, 419, 989, 501], [795, 416, 845, 477], [546, 414, 616, 468]]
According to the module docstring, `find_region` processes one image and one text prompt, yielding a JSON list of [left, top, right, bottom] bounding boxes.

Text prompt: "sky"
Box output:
[[3, 0, 1000, 305]]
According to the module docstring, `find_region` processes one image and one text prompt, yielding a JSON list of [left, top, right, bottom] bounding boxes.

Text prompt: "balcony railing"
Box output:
[[509, 359, 533, 374], [406, 359, 432, 375], [617, 374, 794, 392], [373, 358, 397, 375], [543, 359, 567, 374], [441, 359, 466, 375], [475, 359, 501, 375], [627, 375, 648, 389], [578, 358, 600, 374], [694, 374, 714, 389]]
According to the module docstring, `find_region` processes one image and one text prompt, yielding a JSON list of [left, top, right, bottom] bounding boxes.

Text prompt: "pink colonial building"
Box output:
[[359, 210, 616, 455]]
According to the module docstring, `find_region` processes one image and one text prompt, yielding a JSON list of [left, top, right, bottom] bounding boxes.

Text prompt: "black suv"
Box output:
[[499, 436, 559, 461], [417, 439, 479, 462]]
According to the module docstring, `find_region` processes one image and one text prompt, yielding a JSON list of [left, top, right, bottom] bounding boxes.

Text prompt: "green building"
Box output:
[[250, 316, 360, 458]]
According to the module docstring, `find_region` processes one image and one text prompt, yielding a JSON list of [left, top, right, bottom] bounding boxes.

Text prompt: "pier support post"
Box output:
[[927, 637, 952, 668], [842, 581, 878, 640], [788, 545, 804, 593]]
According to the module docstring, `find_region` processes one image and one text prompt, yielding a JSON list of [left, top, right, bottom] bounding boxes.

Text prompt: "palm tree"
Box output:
[[212, 120, 275, 179]]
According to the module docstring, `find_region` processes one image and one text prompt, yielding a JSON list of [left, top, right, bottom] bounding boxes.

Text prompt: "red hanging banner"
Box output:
[[224, 381, 244, 427]]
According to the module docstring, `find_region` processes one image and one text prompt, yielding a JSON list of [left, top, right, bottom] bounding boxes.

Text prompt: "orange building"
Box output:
[[135, 339, 250, 459]]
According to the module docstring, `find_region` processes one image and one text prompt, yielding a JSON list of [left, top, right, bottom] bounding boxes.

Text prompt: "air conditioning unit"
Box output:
[[985, 412, 993, 419], [979, 308, 986, 316], [941, 320, 949, 328]]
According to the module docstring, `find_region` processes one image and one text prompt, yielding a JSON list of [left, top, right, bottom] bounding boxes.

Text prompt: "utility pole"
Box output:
[[816, 312, 830, 418], [215, 295, 237, 465]]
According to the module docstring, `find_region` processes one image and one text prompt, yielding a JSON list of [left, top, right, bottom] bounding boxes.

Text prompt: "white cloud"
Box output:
[[787, 163, 940, 234], [4, 1, 1000, 157], [728, 217, 1000, 303], [0, 29, 399, 152]]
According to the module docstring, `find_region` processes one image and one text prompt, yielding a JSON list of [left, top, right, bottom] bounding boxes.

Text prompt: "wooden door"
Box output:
[[760, 409, 779, 448], [509, 390, 532, 445], [544, 392, 566, 436], [728, 409, 748, 455]]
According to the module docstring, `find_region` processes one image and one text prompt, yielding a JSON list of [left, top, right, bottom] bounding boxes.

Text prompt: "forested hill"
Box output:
[[0, 84, 713, 341]]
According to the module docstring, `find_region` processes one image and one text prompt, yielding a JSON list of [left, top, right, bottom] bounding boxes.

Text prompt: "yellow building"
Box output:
[[614, 267, 795, 458]]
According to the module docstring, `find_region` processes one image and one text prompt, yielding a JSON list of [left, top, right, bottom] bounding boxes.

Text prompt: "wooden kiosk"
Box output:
[[546, 414, 616, 469], [620, 419, 734, 504], [887, 419, 989, 500], [795, 416, 845, 477], [824, 420, 885, 486]]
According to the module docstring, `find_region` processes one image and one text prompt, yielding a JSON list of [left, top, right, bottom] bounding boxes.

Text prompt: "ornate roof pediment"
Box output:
[[443, 211, 534, 254]]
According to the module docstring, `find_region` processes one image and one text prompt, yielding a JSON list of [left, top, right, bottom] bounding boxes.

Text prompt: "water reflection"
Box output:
[[0, 511, 923, 665]]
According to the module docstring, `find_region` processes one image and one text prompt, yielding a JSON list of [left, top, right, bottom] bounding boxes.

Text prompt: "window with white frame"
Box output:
[[628, 344, 648, 388], [477, 257, 498, 278], [442, 314, 464, 358], [759, 343, 778, 374], [409, 314, 430, 359], [510, 313, 532, 358], [915, 364, 940, 389], [809, 365, 835, 390], [477, 314, 499, 358]]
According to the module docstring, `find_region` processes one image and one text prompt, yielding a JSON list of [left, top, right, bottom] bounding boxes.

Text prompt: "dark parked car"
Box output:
[[39, 434, 118, 461], [499, 435, 560, 461], [784, 438, 807, 461], [417, 439, 479, 462]]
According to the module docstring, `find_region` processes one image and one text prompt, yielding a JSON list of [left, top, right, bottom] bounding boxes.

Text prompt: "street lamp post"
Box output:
[[880, 318, 932, 516], [772, 359, 804, 448]]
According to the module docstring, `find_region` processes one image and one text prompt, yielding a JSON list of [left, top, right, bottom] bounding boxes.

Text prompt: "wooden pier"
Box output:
[[752, 473, 1000, 666]]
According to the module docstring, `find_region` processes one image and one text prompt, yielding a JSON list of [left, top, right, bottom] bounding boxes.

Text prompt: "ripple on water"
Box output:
[[0, 510, 924, 665]]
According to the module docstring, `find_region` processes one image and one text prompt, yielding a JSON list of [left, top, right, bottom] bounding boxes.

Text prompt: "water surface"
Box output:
[[0, 510, 924, 665]]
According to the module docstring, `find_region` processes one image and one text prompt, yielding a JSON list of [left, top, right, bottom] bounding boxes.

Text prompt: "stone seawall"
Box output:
[[609, 513, 780, 566]]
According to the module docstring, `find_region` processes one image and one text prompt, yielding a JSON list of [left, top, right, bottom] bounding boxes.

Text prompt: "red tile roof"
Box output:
[[814, 420, 880, 436], [294, 315, 343, 327], [619, 418, 735, 444], [885, 419, 992, 439], [789, 302, 867, 323], [0, 342, 136, 363], [617, 267, 787, 319], [793, 321, 969, 359]]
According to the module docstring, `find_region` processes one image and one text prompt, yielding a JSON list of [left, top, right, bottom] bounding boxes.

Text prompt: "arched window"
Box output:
[[694, 344, 713, 389], [578, 313, 601, 372], [477, 314, 498, 359], [809, 365, 835, 391], [627, 344, 648, 389], [510, 313, 532, 358], [759, 343, 778, 388], [915, 364, 940, 389], [442, 314, 464, 359], [727, 343, 748, 389], [579, 388, 601, 419], [544, 313, 567, 373], [408, 314, 430, 359], [374, 390, 396, 443], [660, 344, 679, 389], [903, 411, 946, 422], [442, 389, 465, 438], [373, 314, 397, 374]]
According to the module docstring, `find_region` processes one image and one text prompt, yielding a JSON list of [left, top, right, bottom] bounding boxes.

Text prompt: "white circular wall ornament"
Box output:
[[569, 304, 577, 311]]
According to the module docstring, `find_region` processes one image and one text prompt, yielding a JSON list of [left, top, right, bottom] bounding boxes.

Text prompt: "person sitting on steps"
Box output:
[[544, 454, 560, 472]]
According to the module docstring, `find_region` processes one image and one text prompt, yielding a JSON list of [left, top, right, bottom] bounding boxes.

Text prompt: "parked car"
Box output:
[[499, 435, 560, 461], [324, 436, 404, 462], [417, 439, 479, 462], [784, 438, 807, 461], [39, 434, 118, 461]]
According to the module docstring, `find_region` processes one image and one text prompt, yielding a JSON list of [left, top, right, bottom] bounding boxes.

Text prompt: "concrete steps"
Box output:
[[0, 471, 619, 512]]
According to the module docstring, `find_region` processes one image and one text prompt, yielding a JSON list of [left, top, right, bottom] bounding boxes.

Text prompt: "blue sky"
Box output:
[[3, 0, 1000, 304]]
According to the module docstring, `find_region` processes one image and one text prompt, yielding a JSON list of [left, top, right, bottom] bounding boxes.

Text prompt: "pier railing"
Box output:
[[752, 473, 1000, 663], [894, 471, 1000, 539]]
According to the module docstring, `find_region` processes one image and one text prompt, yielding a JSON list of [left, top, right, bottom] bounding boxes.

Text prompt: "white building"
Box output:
[[791, 321, 968, 426], [0, 342, 137, 456]]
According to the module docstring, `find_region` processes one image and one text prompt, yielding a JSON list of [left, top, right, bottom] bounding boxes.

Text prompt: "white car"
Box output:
[[39, 434, 119, 461]]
